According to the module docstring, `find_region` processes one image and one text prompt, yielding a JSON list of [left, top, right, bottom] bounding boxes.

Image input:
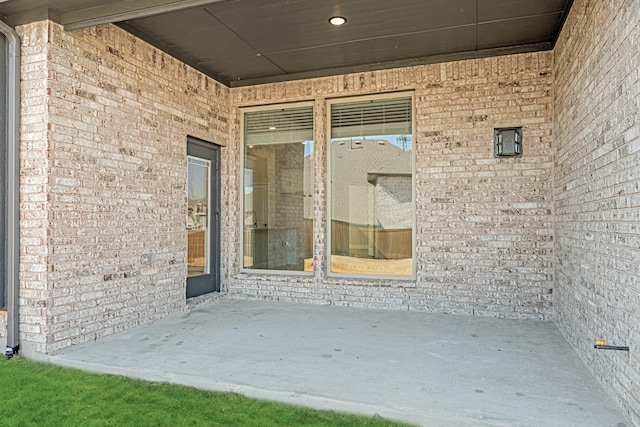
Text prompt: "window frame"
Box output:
[[326, 92, 417, 280], [239, 101, 315, 276]]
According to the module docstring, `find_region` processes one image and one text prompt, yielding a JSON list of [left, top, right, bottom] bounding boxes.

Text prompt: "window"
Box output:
[[242, 104, 314, 272], [328, 94, 414, 277]]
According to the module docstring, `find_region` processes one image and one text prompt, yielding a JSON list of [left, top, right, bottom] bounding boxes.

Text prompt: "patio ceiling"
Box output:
[[0, 0, 573, 87]]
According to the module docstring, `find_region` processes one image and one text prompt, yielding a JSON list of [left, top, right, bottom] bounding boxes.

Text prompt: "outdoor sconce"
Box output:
[[494, 127, 522, 158]]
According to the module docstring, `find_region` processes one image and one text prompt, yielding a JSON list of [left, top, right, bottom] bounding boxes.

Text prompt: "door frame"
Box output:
[[186, 137, 221, 298]]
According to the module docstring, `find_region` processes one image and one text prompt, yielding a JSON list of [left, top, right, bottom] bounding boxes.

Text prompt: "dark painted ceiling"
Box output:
[[0, 0, 573, 87]]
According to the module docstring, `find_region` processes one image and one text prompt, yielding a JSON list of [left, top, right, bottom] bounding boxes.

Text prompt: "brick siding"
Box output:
[[554, 0, 640, 424], [17, 21, 229, 354]]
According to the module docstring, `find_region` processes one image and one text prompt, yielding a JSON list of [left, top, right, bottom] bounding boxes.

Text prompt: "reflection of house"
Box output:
[[329, 139, 412, 259], [367, 173, 412, 229], [188, 199, 207, 230], [192, 200, 207, 215], [331, 139, 411, 227]]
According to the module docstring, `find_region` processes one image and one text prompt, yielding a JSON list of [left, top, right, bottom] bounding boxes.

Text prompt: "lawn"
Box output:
[[0, 357, 410, 427]]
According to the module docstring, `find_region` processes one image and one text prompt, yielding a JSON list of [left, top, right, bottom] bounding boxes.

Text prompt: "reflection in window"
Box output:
[[187, 156, 210, 277], [329, 95, 414, 276], [243, 105, 314, 272]]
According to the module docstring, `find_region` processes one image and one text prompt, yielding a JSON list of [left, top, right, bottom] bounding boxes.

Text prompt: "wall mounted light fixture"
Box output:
[[494, 127, 523, 158]]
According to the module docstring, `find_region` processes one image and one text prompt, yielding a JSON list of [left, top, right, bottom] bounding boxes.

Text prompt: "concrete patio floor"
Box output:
[[43, 298, 629, 426]]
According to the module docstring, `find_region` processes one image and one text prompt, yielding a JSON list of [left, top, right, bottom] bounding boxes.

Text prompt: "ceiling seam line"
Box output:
[[255, 23, 479, 56], [61, 0, 230, 30], [479, 11, 567, 26], [475, 0, 478, 51], [202, 7, 287, 77]]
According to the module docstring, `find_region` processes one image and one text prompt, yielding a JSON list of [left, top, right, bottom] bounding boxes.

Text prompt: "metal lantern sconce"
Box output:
[[494, 127, 523, 158]]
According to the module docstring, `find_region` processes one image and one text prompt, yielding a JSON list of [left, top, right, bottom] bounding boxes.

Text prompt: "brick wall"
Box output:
[[19, 22, 50, 352], [18, 21, 230, 354], [228, 53, 555, 319], [554, 0, 640, 424]]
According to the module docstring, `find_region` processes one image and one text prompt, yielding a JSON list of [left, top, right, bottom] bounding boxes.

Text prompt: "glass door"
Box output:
[[186, 139, 220, 297], [187, 156, 210, 277]]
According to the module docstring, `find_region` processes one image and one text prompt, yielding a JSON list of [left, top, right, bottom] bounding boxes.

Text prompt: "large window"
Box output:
[[329, 94, 414, 277], [242, 104, 314, 272]]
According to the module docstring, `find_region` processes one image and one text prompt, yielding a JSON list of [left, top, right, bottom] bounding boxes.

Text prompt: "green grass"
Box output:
[[0, 358, 410, 427]]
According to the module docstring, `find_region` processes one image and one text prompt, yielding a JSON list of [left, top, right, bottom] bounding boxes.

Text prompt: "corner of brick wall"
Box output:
[[554, 0, 640, 424], [18, 20, 52, 355]]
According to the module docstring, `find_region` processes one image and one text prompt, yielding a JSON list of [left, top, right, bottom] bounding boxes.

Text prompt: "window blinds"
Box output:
[[331, 96, 412, 138], [244, 106, 313, 145]]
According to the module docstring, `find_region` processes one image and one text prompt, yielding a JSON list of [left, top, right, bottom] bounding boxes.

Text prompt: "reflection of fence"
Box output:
[[241, 220, 408, 263], [330, 220, 411, 259], [188, 230, 205, 263]]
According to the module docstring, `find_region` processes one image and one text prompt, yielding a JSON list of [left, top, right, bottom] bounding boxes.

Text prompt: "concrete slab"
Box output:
[[44, 299, 629, 426]]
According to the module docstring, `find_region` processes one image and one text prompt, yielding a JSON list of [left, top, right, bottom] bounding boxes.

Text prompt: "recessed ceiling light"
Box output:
[[268, 126, 277, 130], [329, 16, 347, 26]]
